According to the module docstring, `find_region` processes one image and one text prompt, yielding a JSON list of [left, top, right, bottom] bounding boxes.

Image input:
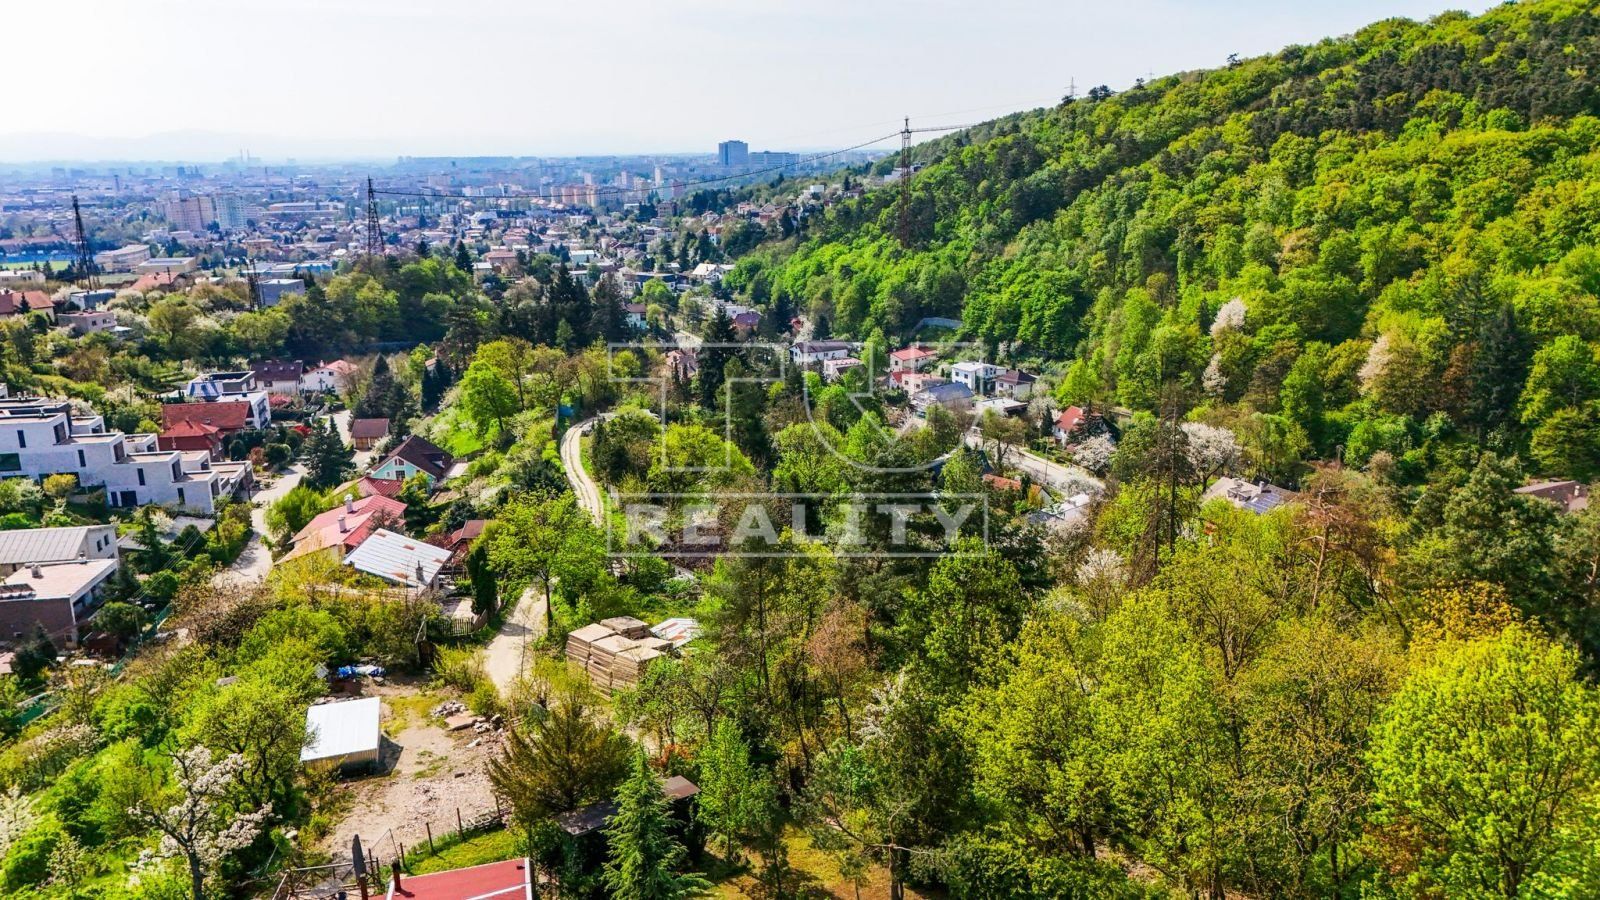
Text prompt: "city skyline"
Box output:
[[3, 0, 1493, 163]]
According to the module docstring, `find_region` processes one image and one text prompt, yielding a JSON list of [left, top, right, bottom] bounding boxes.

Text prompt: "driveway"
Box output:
[[483, 585, 548, 694], [560, 416, 605, 524]]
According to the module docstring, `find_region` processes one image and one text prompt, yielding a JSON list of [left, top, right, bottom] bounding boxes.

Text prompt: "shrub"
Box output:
[[432, 646, 489, 695]]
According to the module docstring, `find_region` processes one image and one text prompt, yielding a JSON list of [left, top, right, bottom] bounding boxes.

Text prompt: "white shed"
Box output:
[[301, 697, 382, 770]]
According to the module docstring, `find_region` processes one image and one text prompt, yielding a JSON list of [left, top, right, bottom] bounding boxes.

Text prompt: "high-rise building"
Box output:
[[163, 195, 216, 232], [718, 140, 749, 167]]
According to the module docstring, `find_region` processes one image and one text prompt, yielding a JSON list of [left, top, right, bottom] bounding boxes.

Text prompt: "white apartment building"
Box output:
[[182, 372, 272, 429], [0, 270, 45, 287], [0, 396, 228, 514]]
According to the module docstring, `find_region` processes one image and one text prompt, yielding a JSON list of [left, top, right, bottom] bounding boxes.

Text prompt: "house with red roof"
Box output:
[[161, 401, 252, 437], [424, 519, 489, 572], [890, 345, 937, 374], [0, 289, 56, 320], [351, 475, 406, 499], [158, 420, 225, 459], [280, 494, 407, 564]]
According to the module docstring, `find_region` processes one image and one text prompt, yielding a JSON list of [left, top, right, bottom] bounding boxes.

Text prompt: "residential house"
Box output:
[[351, 475, 406, 500], [1202, 477, 1295, 515], [0, 289, 56, 321], [181, 372, 272, 429], [161, 401, 251, 441], [0, 270, 45, 287], [731, 311, 761, 337], [993, 369, 1038, 400], [0, 558, 121, 646], [950, 361, 1002, 397], [1054, 406, 1089, 445], [911, 381, 974, 416], [250, 360, 305, 396], [790, 340, 853, 367], [624, 303, 648, 331], [0, 395, 228, 514], [256, 278, 304, 308], [349, 418, 390, 451], [57, 310, 119, 336], [425, 519, 488, 573], [371, 435, 454, 485], [158, 420, 225, 460], [1515, 480, 1590, 515], [665, 348, 698, 380], [822, 357, 864, 381], [135, 256, 198, 275], [281, 494, 408, 564], [889, 346, 936, 374], [0, 525, 119, 576], [301, 359, 358, 394], [343, 528, 452, 591]]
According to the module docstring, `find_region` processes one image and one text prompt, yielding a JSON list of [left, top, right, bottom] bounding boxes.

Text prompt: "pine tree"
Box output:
[[603, 753, 710, 900], [1467, 304, 1530, 445], [303, 419, 354, 490], [454, 240, 473, 273], [698, 308, 737, 410]]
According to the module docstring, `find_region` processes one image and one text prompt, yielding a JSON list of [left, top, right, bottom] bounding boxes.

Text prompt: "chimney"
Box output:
[[415, 561, 425, 584], [30, 563, 41, 579], [338, 515, 347, 534], [345, 494, 354, 514]]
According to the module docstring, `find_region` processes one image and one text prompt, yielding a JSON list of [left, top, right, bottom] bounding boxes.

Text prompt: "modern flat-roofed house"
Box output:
[[950, 361, 1003, 397], [0, 558, 120, 646], [255, 278, 304, 308], [181, 372, 271, 429], [1201, 477, 1295, 515], [136, 256, 198, 276], [371, 435, 454, 485], [57, 310, 118, 336], [0, 396, 226, 514], [0, 525, 119, 576]]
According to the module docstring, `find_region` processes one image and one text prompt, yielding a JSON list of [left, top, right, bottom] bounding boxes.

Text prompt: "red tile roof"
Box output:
[[161, 420, 222, 439], [0, 290, 53, 315], [283, 494, 409, 562], [355, 476, 407, 499], [384, 857, 532, 900], [162, 401, 250, 433]]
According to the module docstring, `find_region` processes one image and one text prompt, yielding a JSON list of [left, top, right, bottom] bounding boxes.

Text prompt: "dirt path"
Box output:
[[560, 416, 605, 523], [483, 586, 548, 694]]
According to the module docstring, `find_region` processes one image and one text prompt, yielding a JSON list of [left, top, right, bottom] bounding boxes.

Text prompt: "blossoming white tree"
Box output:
[[1181, 422, 1242, 489], [1210, 297, 1247, 337], [129, 745, 272, 900]]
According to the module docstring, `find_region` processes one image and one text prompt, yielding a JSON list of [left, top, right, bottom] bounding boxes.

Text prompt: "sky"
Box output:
[[1, 0, 1497, 162]]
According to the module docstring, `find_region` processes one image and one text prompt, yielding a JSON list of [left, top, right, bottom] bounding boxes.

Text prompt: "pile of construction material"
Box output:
[[565, 619, 676, 696]]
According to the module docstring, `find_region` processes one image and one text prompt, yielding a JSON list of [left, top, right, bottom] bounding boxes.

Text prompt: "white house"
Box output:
[[791, 340, 853, 367], [889, 346, 937, 374], [301, 360, 358, 394], [0, 396, 227, 514], [993, 369, 1038, 400], [950, 361, 1002, 396], [183, 372, 272, 429]]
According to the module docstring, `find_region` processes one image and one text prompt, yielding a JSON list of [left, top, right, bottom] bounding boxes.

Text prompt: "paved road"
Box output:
[[962, 430, 1102, 494], [561, 416, 606, 523]]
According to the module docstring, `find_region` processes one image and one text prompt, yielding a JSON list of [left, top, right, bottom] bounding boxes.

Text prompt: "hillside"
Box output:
[[734, 0, 1600, 475]]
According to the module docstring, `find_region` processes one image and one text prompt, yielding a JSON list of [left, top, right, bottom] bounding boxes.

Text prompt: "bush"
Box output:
[[432, 646, 489, 695], [2, 823, 58, 891], [264, 443, 293, 468]]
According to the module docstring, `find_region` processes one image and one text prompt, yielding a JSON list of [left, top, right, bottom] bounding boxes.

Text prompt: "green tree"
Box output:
[[490, 699, 631, 837], [302, 418, 354, 490], [697, 718, 778, 863], [459, 358, 519, 438], [486, 493, 607, 635], [603, 752, 710, 900], [1367, 625, 1600, 898]]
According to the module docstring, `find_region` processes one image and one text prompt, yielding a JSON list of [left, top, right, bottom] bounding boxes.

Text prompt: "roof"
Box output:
[[890, 346, 937, 361], [1055, 406, 1086, 432], [285, 495, 408, 560], [251, 359, 304, 382], [301, 697, 381, 763], [162, 401, 250, 432], [794, 340, 852, 354], [343, 529, 452, 588], [384, 435, 454, 480], [311, 359, 359, 376], [556, 777, 699, 836], [996, 369, 1037, 385], [385, 858, 534, 900], [0, 526, 110, 567], [0, 290, 53, 315], [917, 382, 974, 403], [1202, 476, 1294, 515], [350, 418, 390, 440], [161, 420, 223, 440], [2, 558, 118, 602], [355, 476, 407, 499]]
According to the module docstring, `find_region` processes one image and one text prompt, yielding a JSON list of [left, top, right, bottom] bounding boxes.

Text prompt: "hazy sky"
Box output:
[[3, 0, 1495, 161]]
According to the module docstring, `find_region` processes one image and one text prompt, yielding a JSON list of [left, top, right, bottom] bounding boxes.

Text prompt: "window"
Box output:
[[171, 461, 181, 480], [0, 453, 18, 473], [15, 430, 23, 449], [136, 468, 145, 486], [77, 449, 85, 468], [53, 423, 65, 444], [177, 488, 185, 506]]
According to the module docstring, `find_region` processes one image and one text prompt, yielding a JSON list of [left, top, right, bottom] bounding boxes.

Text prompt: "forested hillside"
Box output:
[[736, 0, 1600, 474]]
